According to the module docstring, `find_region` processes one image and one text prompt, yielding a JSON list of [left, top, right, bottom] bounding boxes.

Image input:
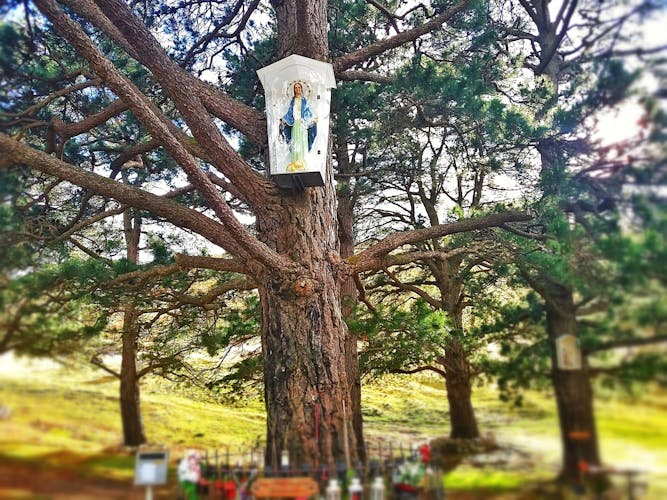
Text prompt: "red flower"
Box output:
[[419, 444, 431, 464]]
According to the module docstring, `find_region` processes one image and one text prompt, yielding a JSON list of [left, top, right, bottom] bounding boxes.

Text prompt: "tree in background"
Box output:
[[349, 19, 536, 439], [483, 0, 667, 483]]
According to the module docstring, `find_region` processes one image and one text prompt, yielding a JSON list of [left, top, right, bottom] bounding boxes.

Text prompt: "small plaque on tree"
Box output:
[[555, 334, 582, 370]]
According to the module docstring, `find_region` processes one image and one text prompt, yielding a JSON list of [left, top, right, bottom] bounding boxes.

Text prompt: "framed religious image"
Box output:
[[257, 55, 335, 189]]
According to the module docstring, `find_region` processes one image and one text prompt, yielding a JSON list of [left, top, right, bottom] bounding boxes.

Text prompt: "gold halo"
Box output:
[[284, 80, 312, 99]]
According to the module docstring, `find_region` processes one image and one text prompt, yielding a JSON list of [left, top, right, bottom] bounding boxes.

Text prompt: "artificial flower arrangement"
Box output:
[[393, 460, 426, 490], [392, 444, 432, 492]]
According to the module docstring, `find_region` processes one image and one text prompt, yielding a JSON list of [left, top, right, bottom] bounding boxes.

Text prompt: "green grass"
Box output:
[[0, 360, 266, 460], [1, 357, 666, 498], [362, 376, 450, 440], [444, 467, 535, 492], [594, 395, 667, 500]]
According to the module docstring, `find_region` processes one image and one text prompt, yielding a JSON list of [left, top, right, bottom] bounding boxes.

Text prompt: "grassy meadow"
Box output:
[[0, 353, 666, 498]]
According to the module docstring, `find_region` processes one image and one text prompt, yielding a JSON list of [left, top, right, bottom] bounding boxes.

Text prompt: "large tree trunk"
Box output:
[[258, 188, 356, 469], [258, 0, 357, 470], [422, 245, 481, 440], [543, 281, 601, 484], [535, 128, 604, 483], [444, 337, 479, 439], [271, 0, 328, 60], [119, 303, 146, 446]]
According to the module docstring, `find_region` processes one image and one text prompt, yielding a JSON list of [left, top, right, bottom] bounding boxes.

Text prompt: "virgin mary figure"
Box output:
[[280, 81, 317, 172]]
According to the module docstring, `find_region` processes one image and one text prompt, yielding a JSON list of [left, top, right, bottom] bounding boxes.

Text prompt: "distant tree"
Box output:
[[88, 255, 255, 447], [349, 26, 536, 440], [485, 0, 667, 483]]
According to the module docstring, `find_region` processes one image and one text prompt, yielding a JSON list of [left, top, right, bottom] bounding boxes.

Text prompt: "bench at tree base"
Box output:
[[250, 477, 319, 498]]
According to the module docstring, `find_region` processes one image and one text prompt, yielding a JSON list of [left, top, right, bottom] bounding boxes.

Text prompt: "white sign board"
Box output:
[[555, 334, 582, 370], [257, 55, 336, 189], [135, 449, 169, 486]]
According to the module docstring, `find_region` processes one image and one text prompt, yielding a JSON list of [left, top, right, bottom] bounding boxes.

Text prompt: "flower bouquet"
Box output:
[[392, 458, 426, 498], [392, 444, 438, 499]]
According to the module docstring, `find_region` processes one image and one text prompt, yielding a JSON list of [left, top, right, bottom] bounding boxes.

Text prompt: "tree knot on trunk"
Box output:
[[294, 276, 316, 297]]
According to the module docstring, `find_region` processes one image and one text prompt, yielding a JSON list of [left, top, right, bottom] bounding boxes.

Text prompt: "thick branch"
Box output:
[[174, 254, 246, 274], [337, 70, 394, 84], [353, 273, 377, 313], [584, 335, 667, 355], [137, 358, 187, 379], [365, 247, 474, 270], [365, 0, 400, 32], [107, 263, 183, 288], [53, 99, 129, 139], [500, 222, 548, 241], [383, 268, 441, 309], [0, 133, 254, 263], [51, 205, 126, 242], [350, 212, 531, 272], [333, 0, 470, 73], [393, 365, 446, 378], [109, 139, 160, 177], [90, 356, 120, 378], [576, 298, 609, 316], [172, 277, 257, 306], [70, 237, 113, 263], [495, 24, 539, 42], [533, 0, 578, 76], [1, 78, 100, 118]]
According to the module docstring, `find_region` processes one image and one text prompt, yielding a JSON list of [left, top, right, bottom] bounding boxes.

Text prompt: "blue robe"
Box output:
[[281, 97, 317, 151]]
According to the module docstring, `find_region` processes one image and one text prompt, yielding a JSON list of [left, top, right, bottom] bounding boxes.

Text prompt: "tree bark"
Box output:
[[119, 302, 146, 446], [543, 281, 601, 483], [270, 0, 329, 59], [119, 206, 146, 447], [444, 337, 479, 439], [257, 185, 357, 469], [256, 0, 360, 470], [431, 254, 480, 440]]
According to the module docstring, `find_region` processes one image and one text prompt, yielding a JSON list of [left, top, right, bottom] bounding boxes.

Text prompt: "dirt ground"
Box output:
[[0, 460, 175, 499]]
